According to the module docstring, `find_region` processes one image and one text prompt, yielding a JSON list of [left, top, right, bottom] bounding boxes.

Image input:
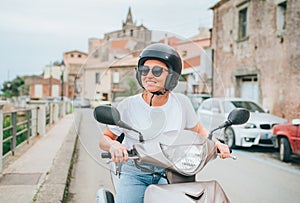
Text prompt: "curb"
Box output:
[[33, 113, 81, 203]]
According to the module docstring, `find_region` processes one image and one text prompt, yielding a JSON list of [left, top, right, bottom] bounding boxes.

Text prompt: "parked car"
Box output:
[[90, 99, 111, 108], [197, 98, 287, 148], [187, 94, 211, 111], [272, 119, 300, 162], [72, 97, 91, 108]]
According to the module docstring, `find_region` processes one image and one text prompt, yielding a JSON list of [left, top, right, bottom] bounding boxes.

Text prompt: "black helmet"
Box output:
[[136, 43, 182, 91]]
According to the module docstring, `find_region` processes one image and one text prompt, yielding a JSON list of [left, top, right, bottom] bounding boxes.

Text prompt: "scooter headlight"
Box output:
[[160, 144, 207, 175]]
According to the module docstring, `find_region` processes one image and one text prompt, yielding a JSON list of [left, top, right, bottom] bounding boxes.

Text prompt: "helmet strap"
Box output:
[[149, 90, 168, 107], [149, 94, 155, 107]]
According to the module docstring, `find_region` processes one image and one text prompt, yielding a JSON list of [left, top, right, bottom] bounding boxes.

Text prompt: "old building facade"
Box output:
[[211, 0, 300, 120], [81, 7, 214, 103], [82, 7, 152, 101], [103, 7, 151, 43], [176, 28, 213, 95], [63, 50, 88, 99], [27, 74, 61, 99]]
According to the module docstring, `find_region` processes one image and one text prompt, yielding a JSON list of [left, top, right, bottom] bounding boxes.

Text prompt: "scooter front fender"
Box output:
[[144, 180, 230, 203]]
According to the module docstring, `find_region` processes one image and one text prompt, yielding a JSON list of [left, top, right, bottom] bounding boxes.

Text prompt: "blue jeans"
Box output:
[[115, 160, 168, 203]]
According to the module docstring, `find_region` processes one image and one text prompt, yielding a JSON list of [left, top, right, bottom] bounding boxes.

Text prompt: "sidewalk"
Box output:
[[0, 113, 78, 203]]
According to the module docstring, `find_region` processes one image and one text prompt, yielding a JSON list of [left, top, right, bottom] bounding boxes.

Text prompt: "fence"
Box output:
[[0, 100, 72, 174]]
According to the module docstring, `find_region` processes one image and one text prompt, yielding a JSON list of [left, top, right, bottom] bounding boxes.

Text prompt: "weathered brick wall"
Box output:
[[212, 0, 300, 120]]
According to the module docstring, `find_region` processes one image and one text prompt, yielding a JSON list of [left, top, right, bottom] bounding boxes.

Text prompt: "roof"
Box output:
[[64, 50, 88, 56], [210, 0, 229, 10], [110, 55, 138, 67], [158, 36, 183, 47], [188, 28, 211, 41]]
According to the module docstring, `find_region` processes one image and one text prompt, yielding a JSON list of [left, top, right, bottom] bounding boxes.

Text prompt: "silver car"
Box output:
[[197, 98, 287, 148]]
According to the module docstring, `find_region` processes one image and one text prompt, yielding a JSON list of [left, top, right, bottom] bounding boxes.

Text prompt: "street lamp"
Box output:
[[5, 82, 11, 99], [60, 64, 65, 101]]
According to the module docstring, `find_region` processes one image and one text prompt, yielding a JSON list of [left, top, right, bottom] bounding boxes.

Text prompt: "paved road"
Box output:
[[197, 150, 300, 203], [68, 108, 300, 203], [67, 109, 114, 203]]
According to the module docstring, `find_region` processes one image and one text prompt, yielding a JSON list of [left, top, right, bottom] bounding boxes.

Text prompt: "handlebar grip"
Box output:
[[101, 150, 136, 159], [101, 152, 111, 159]]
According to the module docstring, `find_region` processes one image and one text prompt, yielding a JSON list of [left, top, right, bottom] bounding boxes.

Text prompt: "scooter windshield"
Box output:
[[160, 143, 207, 174], [133, 130, 217, 176]]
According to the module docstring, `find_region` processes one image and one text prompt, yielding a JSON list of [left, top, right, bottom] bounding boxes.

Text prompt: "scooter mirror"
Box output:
[[208, 108, 250, 140], [227, 108, 250, 125], [93, 105, 143, 141], [94, 105, 120, 125]]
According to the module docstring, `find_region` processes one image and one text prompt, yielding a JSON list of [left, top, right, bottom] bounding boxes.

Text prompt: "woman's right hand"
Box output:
[[109, 141, 129, 162]]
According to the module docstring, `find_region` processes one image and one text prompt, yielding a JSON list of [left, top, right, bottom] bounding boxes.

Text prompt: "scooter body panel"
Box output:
[[144, 180, 230, 203], [96, 188, 115, 203]]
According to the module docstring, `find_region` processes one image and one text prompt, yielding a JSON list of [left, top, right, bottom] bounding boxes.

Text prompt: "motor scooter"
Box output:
[[94, 105, 250, 203]]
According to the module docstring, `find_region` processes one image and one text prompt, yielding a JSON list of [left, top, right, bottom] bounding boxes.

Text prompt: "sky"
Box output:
[[0, 0, 219, 86]]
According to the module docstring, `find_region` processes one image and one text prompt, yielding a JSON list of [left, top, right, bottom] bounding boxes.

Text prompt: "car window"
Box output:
[[231, 101, 264, 113], [223, 101, 236, 113]]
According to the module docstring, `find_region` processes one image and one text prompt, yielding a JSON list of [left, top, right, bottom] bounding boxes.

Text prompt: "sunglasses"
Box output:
[[138, 65, 169, 77]]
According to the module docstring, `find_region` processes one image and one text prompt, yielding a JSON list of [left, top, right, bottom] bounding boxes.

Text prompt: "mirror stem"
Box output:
[[208, 121, 232, 140], [138, 133, 144, 143], [208, 128, 218, 140]]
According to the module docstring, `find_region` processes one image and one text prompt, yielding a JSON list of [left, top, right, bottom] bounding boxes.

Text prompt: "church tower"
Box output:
[[122, 7, 136, 30], [103, 7, 151, 44], [124, 6, 133, 25]]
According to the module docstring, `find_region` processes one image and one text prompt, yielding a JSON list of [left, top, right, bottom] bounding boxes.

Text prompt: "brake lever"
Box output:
[[229, 154, 237, 160], [217, 148, 237, 160]]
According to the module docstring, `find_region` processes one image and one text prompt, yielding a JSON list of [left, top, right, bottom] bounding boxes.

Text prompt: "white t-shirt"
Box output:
[[108, 92, 198, 149]]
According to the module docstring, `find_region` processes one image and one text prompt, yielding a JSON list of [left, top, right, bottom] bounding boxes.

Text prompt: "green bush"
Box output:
[[2, 114, 29, 155]]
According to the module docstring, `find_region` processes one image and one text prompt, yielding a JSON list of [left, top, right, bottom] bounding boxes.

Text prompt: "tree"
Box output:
[[1, 76, 26, 98]]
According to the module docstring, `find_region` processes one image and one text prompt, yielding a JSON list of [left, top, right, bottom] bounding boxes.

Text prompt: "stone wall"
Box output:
[[212, 0, 300, 120]]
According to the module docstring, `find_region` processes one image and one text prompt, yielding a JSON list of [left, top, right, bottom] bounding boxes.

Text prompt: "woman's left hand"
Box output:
[[215, 141, 231, 159]]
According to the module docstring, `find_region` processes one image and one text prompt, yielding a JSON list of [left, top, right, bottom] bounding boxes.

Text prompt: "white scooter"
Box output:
[[94, 105, 250, 203]]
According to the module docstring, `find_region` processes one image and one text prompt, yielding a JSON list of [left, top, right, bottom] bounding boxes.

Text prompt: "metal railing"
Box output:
[[0, 100, 72, 173], [46, 103, 51, 125], [2, 108, 37, 156]]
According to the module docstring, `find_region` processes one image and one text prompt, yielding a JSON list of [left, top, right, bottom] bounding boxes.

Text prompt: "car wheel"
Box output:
[[279, 137, 291, 162], [224, 127, 236, 149]]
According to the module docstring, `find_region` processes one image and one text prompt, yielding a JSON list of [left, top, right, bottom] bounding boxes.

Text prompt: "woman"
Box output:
[[99, 43, 230, 203]]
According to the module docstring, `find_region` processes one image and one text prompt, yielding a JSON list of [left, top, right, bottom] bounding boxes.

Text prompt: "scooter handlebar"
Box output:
[[217, 148, 232, 153], [101, 152, 112, 159], [216, 148, 236, 160], [101, 150, 137, 159]]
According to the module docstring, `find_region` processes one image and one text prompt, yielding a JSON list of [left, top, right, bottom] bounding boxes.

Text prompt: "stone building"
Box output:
[[103, 7, 151, 43], [83, 7, 152, 101], [63, 50, 88, 99], [211, 0, 300, 120], [176, 28, 212, 95]]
